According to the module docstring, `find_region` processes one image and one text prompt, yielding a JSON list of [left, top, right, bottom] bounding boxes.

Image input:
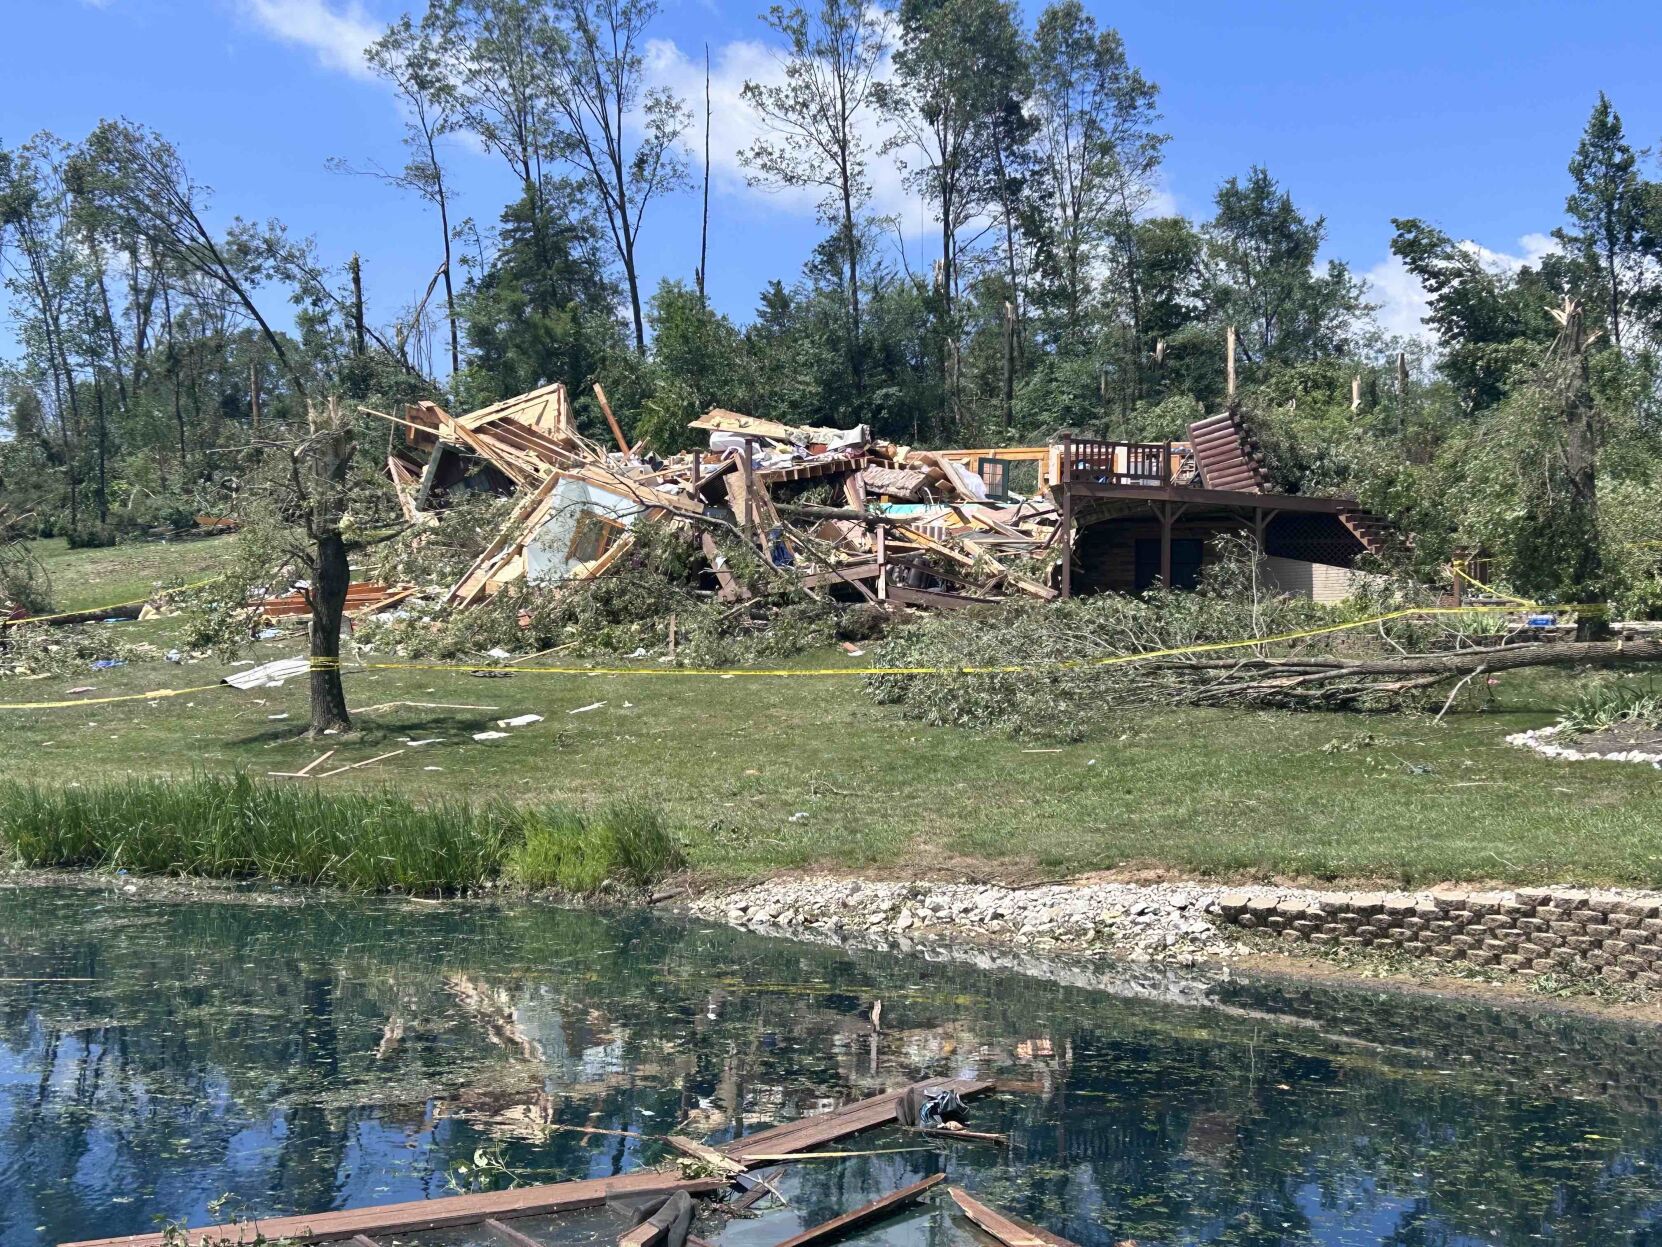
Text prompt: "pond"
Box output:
[[2, 884, 1661, 1247]]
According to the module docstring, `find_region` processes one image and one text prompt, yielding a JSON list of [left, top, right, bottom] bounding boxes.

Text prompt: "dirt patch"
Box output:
[[1562, 722, 1662, 757], [1507, 722, 1662, 766]]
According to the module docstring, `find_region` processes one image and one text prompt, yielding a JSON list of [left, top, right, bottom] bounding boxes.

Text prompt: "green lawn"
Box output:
[[5, 536, 1661, 889], [24, 534, 235, 612]]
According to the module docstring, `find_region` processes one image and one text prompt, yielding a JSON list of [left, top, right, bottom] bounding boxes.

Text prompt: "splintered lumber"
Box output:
[[315, 750, 407, 779], [617, 1198, 686, 1247], [663, 1136, 746, 1179], [482, 1219, 541, 1247], [946, 1188, 1079, 1247], [60, 1172, 727, 1247], [916, 1127, 1009, 1146], [883, 584, 1001, 610], [594, 382, 630, 453], [701, 532, 748, 602], [717, 1078, 993, 1169], [769, 1173, 945, 1247]]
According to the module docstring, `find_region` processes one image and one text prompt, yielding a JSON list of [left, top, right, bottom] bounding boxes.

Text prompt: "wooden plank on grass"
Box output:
[[296, 749, 336, 777], [769, 1173, 944, 1247], [947, 1189, 1078, 1247]]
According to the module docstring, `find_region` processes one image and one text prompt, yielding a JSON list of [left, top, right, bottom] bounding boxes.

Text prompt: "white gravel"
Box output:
[[1507, 724, 1662, 767], [691, 876, 1247, 966]]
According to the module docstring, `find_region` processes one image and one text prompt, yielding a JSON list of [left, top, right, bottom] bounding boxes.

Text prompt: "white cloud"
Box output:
[[237, 0, 381, 79], [1363, 231, 1560, 343], [1459, 230, 1558, 277]]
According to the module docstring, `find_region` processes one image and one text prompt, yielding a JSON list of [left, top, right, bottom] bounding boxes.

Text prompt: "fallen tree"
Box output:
[[1144, 636, 1662, 710], [866, 548, 1648, 735]]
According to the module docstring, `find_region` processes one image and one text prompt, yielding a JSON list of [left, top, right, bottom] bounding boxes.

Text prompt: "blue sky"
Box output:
[[4, 0, 1662, 354]]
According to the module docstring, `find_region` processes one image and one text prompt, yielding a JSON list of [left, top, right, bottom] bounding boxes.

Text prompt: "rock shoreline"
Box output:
[[690, 875, 1662, 996], [691, 876, 1245, 965]]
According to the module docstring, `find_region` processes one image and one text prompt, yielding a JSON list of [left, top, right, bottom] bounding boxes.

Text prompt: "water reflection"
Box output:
[[1, 885, 1660, 1246]]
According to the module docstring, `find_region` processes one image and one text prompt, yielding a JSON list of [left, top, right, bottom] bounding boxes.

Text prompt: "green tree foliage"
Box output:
[[1556, 92, 1648, 348], [1206, 166, 1368, 372], [453, 187, 621, 411], [9, 15, 1662, 627]]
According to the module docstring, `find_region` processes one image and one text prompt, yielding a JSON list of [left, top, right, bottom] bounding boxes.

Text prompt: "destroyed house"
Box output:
[[377, 384, 1393, 612]]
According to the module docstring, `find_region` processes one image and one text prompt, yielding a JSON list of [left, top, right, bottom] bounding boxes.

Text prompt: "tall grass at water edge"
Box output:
[[0, 774, 684, 894]]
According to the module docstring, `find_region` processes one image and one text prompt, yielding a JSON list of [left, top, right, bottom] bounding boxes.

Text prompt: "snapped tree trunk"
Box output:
[[1553, 298, 1610, 640], [305, 406, 355, 736], [309, 529, 352, 735]]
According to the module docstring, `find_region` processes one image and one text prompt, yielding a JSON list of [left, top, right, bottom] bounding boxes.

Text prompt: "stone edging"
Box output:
[[1218, 887, 1662, 988], [1506, 723, 1662, 767], [691, 876, 1662, 993]]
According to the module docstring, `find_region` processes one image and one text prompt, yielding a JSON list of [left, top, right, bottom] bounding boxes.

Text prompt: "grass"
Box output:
[[1557, 677, 1662, 734], [0, 774, 680, 894], [9, 536, 1662, 890], [509, 800, 686, 892], [23, 533, 235, 612]]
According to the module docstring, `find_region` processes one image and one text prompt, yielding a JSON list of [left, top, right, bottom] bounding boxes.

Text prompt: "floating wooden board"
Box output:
[[770, 1173, 945, 1247], [59, 1171, 725, 1247], [947, 1188, 1078, 1247], [718, 1078, 993, 1169]]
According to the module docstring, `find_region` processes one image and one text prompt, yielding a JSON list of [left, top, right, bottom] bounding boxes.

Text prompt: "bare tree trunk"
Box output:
[[840, 171, 863, 395], [1557, 300, 1608, 640], [93, 375, 109, 522], [309, 528, 353, 735], [698, 43, 711, 307], [305, 408, 355, 736], [1002, 301, 1015, 427], [1161, 636, 1662, 709], [350, 254, 367, 356]]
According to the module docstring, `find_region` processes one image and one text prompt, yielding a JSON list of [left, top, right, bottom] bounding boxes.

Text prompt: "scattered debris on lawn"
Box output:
[[224, 656, 310, 689]]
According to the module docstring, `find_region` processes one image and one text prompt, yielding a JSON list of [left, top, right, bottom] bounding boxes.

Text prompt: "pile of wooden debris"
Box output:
[[372, 383, 1065, 613]]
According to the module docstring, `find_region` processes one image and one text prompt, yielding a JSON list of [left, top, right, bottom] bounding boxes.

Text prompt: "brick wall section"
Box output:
[[1216, 888, 1662, 989]]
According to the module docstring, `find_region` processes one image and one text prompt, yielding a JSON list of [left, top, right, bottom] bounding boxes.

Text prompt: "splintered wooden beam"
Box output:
[[915, 1127, 1009, 1146], [62, 1173, 727, 1247], [593, 382, 630, 453], [717, 1079, 993, 1169], [662, 1136, 745, 1178], [482, 1220, 540, 1247], [770, 1173, 944, 1247], [946, 1188, 1078, 1247]]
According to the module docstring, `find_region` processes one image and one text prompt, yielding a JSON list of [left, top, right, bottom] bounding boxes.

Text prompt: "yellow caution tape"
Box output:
[[1450, 559, 1534, 607], [1, 575, 229, 627], [313, 600, 1584, 679], [0, 597, 1613, 711], [0, 683, 226, 711]]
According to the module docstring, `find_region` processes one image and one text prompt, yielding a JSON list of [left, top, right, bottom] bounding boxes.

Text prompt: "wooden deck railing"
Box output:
[[1057, 436, 1175, 487]]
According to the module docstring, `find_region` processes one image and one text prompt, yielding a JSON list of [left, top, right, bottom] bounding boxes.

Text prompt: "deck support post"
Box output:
[[1059, 485, 1073, 600], [1159, 501, 1173, 590], [875, 522, 889, 602], [1250, 506, 1280, 564]]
